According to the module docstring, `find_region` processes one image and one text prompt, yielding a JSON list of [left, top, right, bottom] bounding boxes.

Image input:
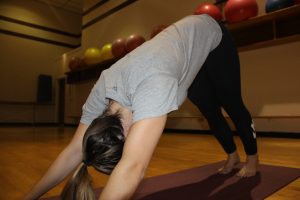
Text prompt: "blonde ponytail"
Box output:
[[61, 163, 95, 200]]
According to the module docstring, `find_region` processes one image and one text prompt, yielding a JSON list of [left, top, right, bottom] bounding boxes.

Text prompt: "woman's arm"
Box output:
[[24, 123, 89, 200], [99, 115, 167, 200]]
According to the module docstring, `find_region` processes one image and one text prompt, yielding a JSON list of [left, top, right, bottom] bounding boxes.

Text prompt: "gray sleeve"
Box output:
[[131, 74, 179, 123], [80, 74, 107, 125]]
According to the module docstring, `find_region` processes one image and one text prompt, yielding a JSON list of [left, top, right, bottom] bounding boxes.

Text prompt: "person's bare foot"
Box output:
[[218, 151, 240, 174], [237, 154, 259, 177]]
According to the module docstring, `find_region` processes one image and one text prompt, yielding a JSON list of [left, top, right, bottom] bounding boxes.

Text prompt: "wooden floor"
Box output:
[[0, 126, 299, 200]]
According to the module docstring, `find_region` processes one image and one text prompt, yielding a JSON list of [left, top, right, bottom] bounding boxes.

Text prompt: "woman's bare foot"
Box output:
[[218, 151, 240, 174], [237, 154, 259, 177]]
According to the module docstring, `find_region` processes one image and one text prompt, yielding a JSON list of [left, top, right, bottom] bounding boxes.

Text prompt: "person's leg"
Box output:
[[188, 67, 240, 174], [205, 23, 258, 177]]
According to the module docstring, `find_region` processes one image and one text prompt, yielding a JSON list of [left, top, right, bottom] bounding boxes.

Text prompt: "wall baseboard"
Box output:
[[0, 123, 299, 138], [0, 122, 58, 127], [164, 129, 300, 139]]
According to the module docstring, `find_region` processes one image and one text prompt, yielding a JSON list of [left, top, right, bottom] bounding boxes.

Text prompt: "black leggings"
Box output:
[[187, 23, 257, 155]]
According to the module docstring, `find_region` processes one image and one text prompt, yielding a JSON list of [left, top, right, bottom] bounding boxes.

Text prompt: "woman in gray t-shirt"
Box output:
[[24, 15, 258, 200]]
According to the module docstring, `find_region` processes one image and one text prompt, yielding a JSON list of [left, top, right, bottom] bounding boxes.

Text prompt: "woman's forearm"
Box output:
[[24, 123, 88, 200], [99, 115, 167, 200], [99, 159, 145, 200], [24, 145, 83, 200]]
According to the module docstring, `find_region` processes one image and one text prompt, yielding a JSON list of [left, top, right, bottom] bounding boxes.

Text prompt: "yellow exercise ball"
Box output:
[[101, 43, 114, 60], [84, 47, 102, 65]]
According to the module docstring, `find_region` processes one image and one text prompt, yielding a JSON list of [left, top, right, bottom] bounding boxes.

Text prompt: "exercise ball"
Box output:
[[126, 34, 146, 52], [68, 57, 80, 71], [295, 0, 300, 4], [78, 57, 87, 69], [101, 43, 114, 60], [150, 24, 168, 39], [194, 3, 223, 21], [84, 47, 102, 65], [224, 0, 258, 23], [68, 57, 87, 71], [112, 38, 127, 58], [265, 0, 294, 13]]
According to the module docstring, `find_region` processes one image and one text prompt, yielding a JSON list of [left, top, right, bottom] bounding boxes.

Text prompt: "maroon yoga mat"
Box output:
[[43, 161, 300, 200]]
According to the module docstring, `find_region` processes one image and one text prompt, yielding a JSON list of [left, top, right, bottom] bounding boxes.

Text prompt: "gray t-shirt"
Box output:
[[80, 14, 222, 125]]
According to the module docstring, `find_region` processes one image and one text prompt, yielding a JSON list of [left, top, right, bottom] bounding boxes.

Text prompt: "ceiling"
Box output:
[[35, 0, 83, 14]]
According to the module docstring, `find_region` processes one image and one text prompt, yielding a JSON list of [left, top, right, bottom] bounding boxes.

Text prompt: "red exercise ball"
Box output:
[[150, 24, 168, 39], [224, 0, 258, 23], [112, 38, 127, 58], [194, 3, 223, 21], [126, 34, 146, 52], [79, 58, 87, 69], [68, 57, 87, 71]]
